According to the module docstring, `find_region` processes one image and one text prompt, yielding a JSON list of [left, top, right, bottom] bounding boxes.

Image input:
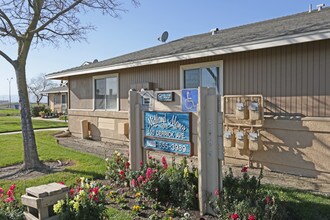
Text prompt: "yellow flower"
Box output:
[[183, 167, 189, 178], [132, 205, 140, 212], [135, 192, 141, 198], [53, 199, 64, 214], [73, 201, 80, 212]]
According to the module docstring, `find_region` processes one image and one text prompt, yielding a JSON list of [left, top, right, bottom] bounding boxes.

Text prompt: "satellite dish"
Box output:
[[158, 31, 169, 43]]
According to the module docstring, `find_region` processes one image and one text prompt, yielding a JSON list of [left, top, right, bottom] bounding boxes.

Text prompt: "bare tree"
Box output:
[[0, 0, 138, 170], [28, 73, 58, 105]]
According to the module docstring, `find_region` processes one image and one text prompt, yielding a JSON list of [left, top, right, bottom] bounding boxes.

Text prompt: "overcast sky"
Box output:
[[1, 0, 329, 100]]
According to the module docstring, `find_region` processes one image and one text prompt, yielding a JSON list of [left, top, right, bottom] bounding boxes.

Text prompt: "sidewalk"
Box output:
[[0, 127, 68, 136]]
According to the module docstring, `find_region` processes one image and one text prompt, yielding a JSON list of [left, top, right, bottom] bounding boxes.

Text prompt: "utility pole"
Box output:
[[7, 77, 13, 108]]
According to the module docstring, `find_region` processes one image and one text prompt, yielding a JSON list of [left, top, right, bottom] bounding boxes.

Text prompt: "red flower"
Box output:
[[140, 160, 143, 167], [69, 189, 75, 197], [4, 197, 14, 203], [131, 179, 137, 187], [148, 155, 152, 160], [125, 161, 130, 169], [58, 182, 65, 185], [241, 166, 248, 172], [6, 189, 13, 197], [9, 184, 16, 191], [214, 189, 219, 196], [266, 196, 271, 204], [248, 214, 256, 220], [231, 213, 239, 219], [92, 187, 99, 195], [93, 195, 99, 202], [119, 170, 125, 177]]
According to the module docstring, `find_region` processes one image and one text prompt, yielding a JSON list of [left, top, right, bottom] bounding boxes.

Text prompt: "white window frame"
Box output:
[[180, 60, 224, 96], [92, 73, 119, 111]]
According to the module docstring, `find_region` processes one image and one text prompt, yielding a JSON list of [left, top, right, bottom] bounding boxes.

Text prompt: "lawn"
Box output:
[[0, 116, 67, 133], [0, 108, 20, 116], [0, 131, 131, 219]]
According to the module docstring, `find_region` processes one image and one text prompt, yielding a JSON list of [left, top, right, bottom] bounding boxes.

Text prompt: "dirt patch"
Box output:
[[0, 160, 73, 181], [57, 135, 330, 196]]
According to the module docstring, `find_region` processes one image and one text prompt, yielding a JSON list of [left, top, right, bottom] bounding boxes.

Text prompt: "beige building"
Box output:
[[47, 9, 330, 181], [42, 86, 68, 113]]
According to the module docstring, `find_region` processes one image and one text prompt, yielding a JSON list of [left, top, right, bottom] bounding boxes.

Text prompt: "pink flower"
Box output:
[[125, 161, 130, 169], [146, 167, 153, 179], [155, 188, 158, 192], [231, 213, 239, 219], [161, 156, 168, 169], [131, 179, 137, 187], [140, 160, 143, 167], [0, 188, 4, 198], [266, 196, 271, 204], [248, 214, 256, 220], [4, 197, 14, 203], [137, 175, 145, 183], [148, 155, 152, 160], [241, 166, 248, 172], [214, 189, 219, 196], [9, 184, 16, 191]]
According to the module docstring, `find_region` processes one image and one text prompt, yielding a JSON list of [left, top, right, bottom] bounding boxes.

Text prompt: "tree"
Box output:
[[0, 0, 138, 170], [28, 73, 58, 105]]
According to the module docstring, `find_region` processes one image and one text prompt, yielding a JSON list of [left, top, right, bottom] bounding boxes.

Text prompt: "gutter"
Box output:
[[46, 29, 330, 79]]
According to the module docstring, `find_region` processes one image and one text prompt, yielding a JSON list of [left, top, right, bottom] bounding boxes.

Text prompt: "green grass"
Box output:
[[263, 185, 330, 220], [0, 116, 67, 133], [0, 108, 20, 116], [0, 131, 130, 219]]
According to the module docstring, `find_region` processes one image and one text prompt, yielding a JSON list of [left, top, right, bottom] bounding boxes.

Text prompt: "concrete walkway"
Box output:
[[0, 127, 68, 136]]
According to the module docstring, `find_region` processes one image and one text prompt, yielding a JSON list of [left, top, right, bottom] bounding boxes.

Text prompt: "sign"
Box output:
[[144, 111, 191, 142], [182, 89, 198, 112], [144, 138, 191, 156], [157, 92, 174, 102]]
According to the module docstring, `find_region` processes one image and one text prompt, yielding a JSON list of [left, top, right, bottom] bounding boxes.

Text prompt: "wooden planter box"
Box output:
[[21, 183, 69, 220]]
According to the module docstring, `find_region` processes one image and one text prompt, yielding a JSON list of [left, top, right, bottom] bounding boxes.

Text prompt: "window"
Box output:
[[94, 74, 118, 110], [181, 61, 223, 95]]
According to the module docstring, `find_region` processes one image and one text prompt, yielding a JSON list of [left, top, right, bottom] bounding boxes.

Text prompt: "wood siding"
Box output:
[[69, 39, 330, 117], [223, 40, 330, 117]]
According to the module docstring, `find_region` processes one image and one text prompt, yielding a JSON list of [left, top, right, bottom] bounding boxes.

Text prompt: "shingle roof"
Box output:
[[47, 8, 330, 77], [42, 86, 68, 94]]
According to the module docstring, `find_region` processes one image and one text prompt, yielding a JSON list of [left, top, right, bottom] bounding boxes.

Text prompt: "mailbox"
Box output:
[[236, 102, 249, 120]]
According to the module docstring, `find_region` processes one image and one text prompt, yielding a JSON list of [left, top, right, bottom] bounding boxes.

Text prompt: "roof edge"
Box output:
[[47, 29, 330, 79]]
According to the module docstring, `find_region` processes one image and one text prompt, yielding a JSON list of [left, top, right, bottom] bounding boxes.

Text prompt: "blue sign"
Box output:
[[144, 138, 191, 156], [144, 112, 190, 142], [182, 89, 198, 112], [157, 92, 174, 102]]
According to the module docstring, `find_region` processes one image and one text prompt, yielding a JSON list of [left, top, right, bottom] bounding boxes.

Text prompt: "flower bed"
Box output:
[[0, 184, 24, 220]]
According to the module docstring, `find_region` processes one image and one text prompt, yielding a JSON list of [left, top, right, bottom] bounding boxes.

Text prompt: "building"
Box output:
[[47, 8, 330, 180], [42, 86, 68, 113]]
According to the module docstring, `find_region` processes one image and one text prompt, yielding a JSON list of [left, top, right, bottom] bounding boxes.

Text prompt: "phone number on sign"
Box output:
[[144, 138, 191, 155]]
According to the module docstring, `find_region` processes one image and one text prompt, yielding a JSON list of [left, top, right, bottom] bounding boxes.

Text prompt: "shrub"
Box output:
[[105, 152, 199, 210], [54, 178, 107, 220], [0, 184, 24, 220], [209, 167, 287, 220], [31, 105, 45, 117], [59, 115, 67, 121]]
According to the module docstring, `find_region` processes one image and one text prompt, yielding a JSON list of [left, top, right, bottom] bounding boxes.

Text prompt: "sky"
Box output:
[[1, 0, 329, 101]]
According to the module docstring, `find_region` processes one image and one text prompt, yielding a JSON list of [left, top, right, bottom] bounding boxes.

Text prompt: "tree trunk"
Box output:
[[15, 64, 44, 170]]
